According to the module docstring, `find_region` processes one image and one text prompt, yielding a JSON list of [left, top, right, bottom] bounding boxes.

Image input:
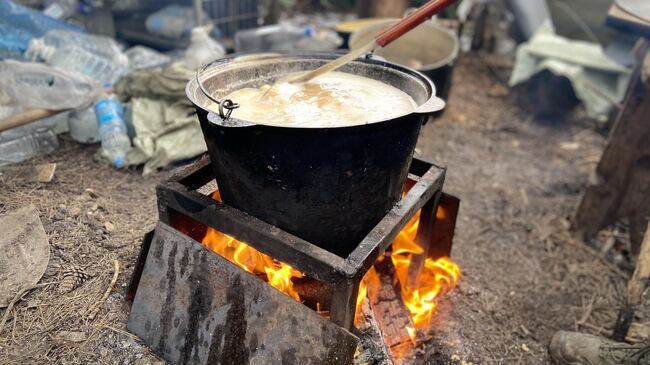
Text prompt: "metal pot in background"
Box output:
[[335, 18, 391, 49], [186, 53, 443, 258], [349, 19, 459, 114]]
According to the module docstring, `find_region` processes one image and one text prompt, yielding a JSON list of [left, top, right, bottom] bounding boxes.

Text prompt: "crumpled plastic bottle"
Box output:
[[0, 127, 59, 167], [27, 41, 128, 84], [69, 106, 99, 144], [26, 30, 129, 67], [125, 45, 170, 71], [42, 0, 79, 20], [0, 0, 84, 58]]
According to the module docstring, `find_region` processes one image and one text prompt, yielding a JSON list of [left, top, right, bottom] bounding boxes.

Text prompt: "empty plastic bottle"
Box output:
[[235, 24, 305, 53], [0, 24, 27, 60], [0, 127, 59, 166], [0, 0, 83, 57], [30, 42, 127, 84], [69, 106, 99, 143], [95, 95, 131, 168], [125, 45, 170, 70], [42, 0, 79, 19], [27, 30, 128, 66]]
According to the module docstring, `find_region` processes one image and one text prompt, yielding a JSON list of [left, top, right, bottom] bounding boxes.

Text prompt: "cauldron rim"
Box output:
[[186, 52, 443, 130], [204, 111, 419, 131]]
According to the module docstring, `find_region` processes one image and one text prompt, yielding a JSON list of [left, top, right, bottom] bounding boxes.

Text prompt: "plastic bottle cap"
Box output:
[[117, 53, 129, 67], [114, 157, 125, 168], [79, 2, 91, 14], [25, 38, 54, 61]]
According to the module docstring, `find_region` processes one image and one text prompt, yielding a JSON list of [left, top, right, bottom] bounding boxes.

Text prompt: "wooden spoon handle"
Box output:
[[0, 108, 63, 133], [375, 0, 458, 47]]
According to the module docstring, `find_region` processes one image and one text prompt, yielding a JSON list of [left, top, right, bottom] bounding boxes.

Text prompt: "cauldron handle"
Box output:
[[195, 70, 240, 120], [415, 96, 446, 115]]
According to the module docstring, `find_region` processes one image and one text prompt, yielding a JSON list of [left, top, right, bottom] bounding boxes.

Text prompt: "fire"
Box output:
[[391, 208, 461, 328], [203, 191, 460, 341], [202, 192, 304, 301], [356, 207, 461, 330]]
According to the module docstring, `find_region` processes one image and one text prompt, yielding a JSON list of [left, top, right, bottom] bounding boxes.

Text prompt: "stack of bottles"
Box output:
[[26, 30, 128, 85], [0, 0, 83, 59], [0, 0, 228, 168]]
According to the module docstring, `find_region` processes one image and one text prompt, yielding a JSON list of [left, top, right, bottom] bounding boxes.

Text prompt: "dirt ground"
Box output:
[[0, 55, 637, 364]]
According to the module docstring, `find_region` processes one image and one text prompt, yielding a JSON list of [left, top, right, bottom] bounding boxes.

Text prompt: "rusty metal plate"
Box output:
[[128, 222, 358, 365], [429, 193, 460, 260]]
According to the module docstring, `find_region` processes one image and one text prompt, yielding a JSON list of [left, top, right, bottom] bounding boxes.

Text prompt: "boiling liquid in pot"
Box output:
[[216, 71, 416, 127]]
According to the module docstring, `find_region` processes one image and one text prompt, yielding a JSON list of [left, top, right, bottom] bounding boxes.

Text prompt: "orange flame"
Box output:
[[202, 192, 304, 301], [391, 208, 461, 328], [406, 325, 417, 344], [356, 208, 461, 330], [203, 191, 460, 340]]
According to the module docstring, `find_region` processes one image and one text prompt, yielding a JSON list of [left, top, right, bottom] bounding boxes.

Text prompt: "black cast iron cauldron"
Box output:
[[186, 53, 444, 258]]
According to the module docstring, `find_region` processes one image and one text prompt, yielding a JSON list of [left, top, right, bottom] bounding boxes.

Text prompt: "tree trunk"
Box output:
[[572, 45, 650, 254], [365, 0, 409, 18]]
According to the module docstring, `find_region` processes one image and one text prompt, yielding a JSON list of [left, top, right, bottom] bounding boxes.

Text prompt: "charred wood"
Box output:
[[369, 257, 416, 349], [354, 298, 393, 365]]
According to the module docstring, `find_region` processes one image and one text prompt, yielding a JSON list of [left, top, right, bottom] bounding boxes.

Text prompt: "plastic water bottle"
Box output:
[[32, 43, 127, 84], [0, 0, 83, 57], [42, 0, 79, 19], [125, 45, 170, 70], [27, 30, 128, 66], [234, 24, 304, 53], [95, 96, 131, 168], [69, 106, 99, 143], [0, 23, 27, 60], [0, 127, 59, 166]]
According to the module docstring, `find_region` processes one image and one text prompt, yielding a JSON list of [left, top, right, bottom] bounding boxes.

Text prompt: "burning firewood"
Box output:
[[369, 256, 418, 349], [355, 297, 393, 365]]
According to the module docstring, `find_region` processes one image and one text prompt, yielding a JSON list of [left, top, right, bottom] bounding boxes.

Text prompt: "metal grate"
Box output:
[[203, 0, 259, 38], [141, 154, 447, 330]]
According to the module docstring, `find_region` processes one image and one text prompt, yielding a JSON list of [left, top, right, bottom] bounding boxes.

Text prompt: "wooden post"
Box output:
[[613, 222, 650, 341], [356, 0, 371, 18], [572, 45, 650, 254], [363, 0, 409, 18]]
